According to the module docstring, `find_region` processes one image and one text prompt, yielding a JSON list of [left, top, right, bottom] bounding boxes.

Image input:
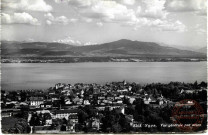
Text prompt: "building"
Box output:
[[83, 100, 90, 105], [65, 99, 72, 105], [86, 117, 100, 131], [40, 102, 52, 109], [55, 83, 66, 90], [52, 109, 79, 120], [29, 97, 44, 108]]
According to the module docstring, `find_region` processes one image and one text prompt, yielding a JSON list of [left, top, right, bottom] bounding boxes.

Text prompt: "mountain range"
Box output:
[[195, 46, 207, 54], [1, 39, 206, 58]]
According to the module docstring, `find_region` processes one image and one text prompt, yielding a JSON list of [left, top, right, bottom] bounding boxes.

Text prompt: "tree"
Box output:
[[123, 96, 131, 105], [9, 119, 30, 133], [30, 113, 41, 126], [119, 114, 131, 132], [194, 81, 198, 89], [134, 98, 145, 115], [199, 81, 207, 88], [8, 91, 18, 101], [20, 91, 27, 102], [125, 106, 135, 115], [62, 118, 67, 125], [60, 125, 66, 131], [78, 111, 88, 124], [112, 123, 122, 133]]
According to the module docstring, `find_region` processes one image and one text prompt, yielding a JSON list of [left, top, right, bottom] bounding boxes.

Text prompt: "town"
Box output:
[[1, 81, 207, 133], [1, 56, 206, 63]]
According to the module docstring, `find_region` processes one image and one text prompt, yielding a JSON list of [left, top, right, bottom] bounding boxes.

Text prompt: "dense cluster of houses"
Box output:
[[2, 81, 169, 133]]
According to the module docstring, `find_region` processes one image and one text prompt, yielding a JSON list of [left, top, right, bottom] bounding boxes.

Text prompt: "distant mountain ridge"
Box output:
[[1, 39, 206, 58], [195, 46, 207, 54]]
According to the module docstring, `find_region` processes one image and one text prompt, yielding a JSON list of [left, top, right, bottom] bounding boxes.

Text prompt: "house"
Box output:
[[52, 109, 79, 120], [65, 99, 72, 105], [63, 84, 70, 90], [61, 90, 71, 96], [157, 99, 164, 105], [143, 96, 156, 104], [103, 100, 108, 103], [100, 89, 107, 93], [48, 90, 55, 95], [98, 96, 105, 100], [29, 97, 44, 107], [129, 97, 136, 104], [86, 117, 100, 131], [45, 119, 52, 126], [66, 113, 79, 132], [40, 102, 52, 109], [36, 110, 51, 114], [106, 96, 114, 101], [80, 89, 84, 97], [93, 88, 100, 94], [107, 100, 113, 104], [128, 86, 132, 91], [40, 112, 53, 126], [83, 100, 90, 105], [115, 97, 121, 100], [77, 99, 83, 105], [73, 96, 80, 104], [109, 104, 125, 112], [119, 95, 124, 98], [50, 95, 59, 102], [156, 94, 165, 105], [116, 99, 123, 104], [95, 105, 106, 111], [68, 114, 78, 124], [117, 89, 128, 93], [2, 109, 21, 117], [55, 83, 66, 90], [91, 118, 100, 130]]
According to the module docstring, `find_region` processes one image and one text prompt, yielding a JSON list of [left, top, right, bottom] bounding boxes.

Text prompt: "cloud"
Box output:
[[196, 29, 206, 34], [156, 20, 186, 32], [70, 18, 78, 23], [127, 18, 186, 32], [53, 36, 82, 45], [121, 0, 135, 5], [67, 0, 93, 8], [66, 0, 137, 23], [164, 0, 207, 15], [1, 12, 40, 25], [44, 13, 77, 25], [54, 0, 187, 32], [136, 0, 168, 19], [81, 18, 93, 23], [84, 42, 98, 45], [2, 0, 52, 12], [54, 36, 98, 46], [26, 38, 35, 42], [96, 22, 103, 27], [194, 24, 207, 34], [46, 20, 52, 25], [54, 0, 69, 3]]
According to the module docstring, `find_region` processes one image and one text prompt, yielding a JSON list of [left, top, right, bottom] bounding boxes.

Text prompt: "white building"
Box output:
[[29, 97, 44, 107]]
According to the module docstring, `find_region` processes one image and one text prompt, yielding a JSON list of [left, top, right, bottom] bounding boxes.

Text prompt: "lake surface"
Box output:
[[1, 62, 207, 90]]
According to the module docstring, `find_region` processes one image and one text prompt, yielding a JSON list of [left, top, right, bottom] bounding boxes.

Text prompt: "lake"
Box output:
[[1, 62, 207, 90]]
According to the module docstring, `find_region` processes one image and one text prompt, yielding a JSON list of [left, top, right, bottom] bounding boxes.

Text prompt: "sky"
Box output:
[[1, 0, 207, 49]]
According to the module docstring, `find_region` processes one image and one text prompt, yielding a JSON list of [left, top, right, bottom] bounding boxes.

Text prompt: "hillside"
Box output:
[[70, 39, 204, 57], [195, 47, 207, 54], [1, 39, 205, 58]]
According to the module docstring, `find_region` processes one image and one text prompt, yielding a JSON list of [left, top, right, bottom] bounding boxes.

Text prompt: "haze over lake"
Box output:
[[1, 62, 207, 90]]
